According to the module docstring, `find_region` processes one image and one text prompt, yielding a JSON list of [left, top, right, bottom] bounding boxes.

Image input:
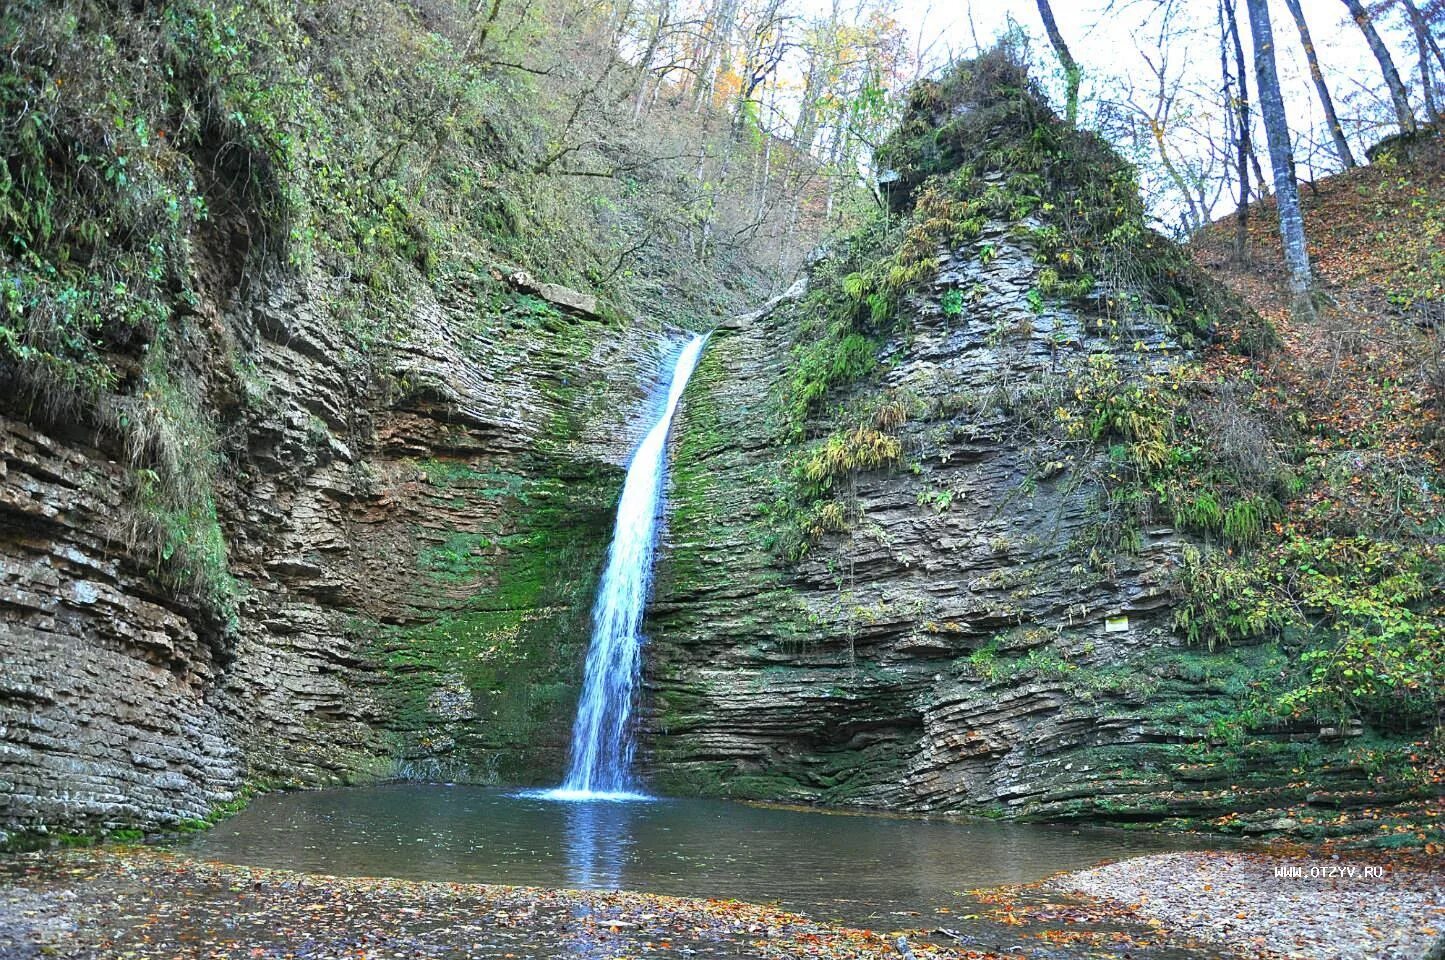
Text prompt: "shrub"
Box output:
[[940, 288, 964, 318], [794, 425, 904, 499], [1174, 537, 1445, 729]]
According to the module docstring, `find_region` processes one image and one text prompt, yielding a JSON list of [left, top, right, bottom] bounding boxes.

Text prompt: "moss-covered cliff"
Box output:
[[0, 0, 790, 836], [643, 52, 1441, 841]]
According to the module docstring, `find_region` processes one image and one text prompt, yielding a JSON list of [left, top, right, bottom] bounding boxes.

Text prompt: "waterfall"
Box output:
[[546, 333, 708, 801]]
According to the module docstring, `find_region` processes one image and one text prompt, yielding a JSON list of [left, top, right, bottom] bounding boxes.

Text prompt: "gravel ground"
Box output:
[[0, 846, 1236, 960], [1054, 851, 1444, 960]]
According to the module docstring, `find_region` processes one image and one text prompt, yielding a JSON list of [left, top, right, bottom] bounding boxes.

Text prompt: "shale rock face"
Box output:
[[645, 232, 1377, 824], [645, 227, 1190, 815], [641, 56, 1383, 827], [1, 419, 244, 828], [0, 267, 677, 835]]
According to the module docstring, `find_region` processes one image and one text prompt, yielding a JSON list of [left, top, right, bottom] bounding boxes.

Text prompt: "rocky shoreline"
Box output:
[[0, 846, 1439, 959], [1054, 850, 1444, 960]]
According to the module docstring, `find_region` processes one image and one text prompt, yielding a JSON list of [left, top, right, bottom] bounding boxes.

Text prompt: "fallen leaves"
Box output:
[[0, 847, 1272, 960]]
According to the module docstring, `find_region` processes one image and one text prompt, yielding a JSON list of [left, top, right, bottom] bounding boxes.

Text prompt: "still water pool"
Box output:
[[178, 784, 1194, 925]]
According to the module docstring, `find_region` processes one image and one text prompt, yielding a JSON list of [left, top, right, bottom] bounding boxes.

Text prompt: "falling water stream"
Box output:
[[545, 333, 708, 801], [172, 330, 1206, 925]]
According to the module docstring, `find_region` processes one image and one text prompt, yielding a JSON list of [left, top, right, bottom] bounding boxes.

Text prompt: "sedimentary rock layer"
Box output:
[[0, 269, 674, 834]]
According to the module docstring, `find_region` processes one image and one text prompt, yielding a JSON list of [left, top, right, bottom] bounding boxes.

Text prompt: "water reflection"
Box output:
[[562, 799, 635, 889]]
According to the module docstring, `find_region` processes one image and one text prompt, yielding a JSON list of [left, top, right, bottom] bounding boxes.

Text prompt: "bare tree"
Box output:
[[1341, 0, 1419, 134], [629, 0, 678, 119], [1036, 0, 1082, 123], [1129, 37, 1208, 234], [1282, 0, 1358, 167], [1222, 0, 1255, 261], [1246, 0, 1316, 318], [733, 0, 794, 134], [1397, 0, 1445, 120], [1403, 0, 1445, 80], [691, 0, 741, 111], [793, 0, 844, 151]]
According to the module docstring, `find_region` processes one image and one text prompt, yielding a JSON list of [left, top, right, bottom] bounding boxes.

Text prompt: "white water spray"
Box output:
[[545, 333, 708, 802]]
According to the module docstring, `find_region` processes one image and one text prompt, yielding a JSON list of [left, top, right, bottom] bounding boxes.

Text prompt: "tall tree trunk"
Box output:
[[793, 0, 841, 152], [823, 127, 844, 221], [1246, 0, 1316, 319], [1035, 0, 1081, 123], [1421, 45, 1442, 123], [1418, 4, 1445, 82], [692, 0, 739, 112], [1231, 0, 1265, 193], [692, 145, 711, 260], [1219, 0, 1242, 251], [631, 5, 668, 119], [1224, 0, 1253, 262], [1281, 0, 1357, 167], [687, 0, 721, 104], [1340, 0, 1418, 135], [1401, 0, 1443, 121], [755, 113, 773, 222]]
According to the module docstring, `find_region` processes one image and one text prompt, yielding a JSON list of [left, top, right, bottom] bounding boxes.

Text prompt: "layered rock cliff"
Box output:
[[642, 54, 1436, 832], [645, 278, 1381, 823], [0, 263, 694, 833], [0, 0, 779, 837]]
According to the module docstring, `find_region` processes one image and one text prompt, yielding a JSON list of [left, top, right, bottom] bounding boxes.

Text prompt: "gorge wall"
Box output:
[[640, 56, 1435, 833], [646, 244, 1362, 826], [1, 0, 782, 838], [0, 265, 688, 834]]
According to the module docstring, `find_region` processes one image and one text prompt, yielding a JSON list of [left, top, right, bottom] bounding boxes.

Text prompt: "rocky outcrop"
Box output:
[[0, 263, 684, 836], [642, 224, 1386, 827], [504, 271, 602, 319], [0, 419, 243, 829]]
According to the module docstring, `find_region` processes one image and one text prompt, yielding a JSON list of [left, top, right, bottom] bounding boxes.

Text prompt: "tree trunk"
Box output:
[[1340, 0, 1418, 135], [1249, 138, 1267, 197], [474, 0, 507, 57], [1224, 0, 1252, 262], [693, 145, 711, 260], [1281, 0, 1357, 167], [1036, 0, 1081, 123], [794, 5, 836, 152], [1401, 0, 1443, 121], [692, 0, 739, 112], [823, 127, 844, 222], [1419, 5, 1445, 83], [631, 5, 668, 120], [794, 53, 822, 150], [1246, 0, 1316, 318]]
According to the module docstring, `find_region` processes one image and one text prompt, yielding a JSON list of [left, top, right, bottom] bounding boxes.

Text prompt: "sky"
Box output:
[[900, 0, 1396, 116], [873, 0, 1425, 224]]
